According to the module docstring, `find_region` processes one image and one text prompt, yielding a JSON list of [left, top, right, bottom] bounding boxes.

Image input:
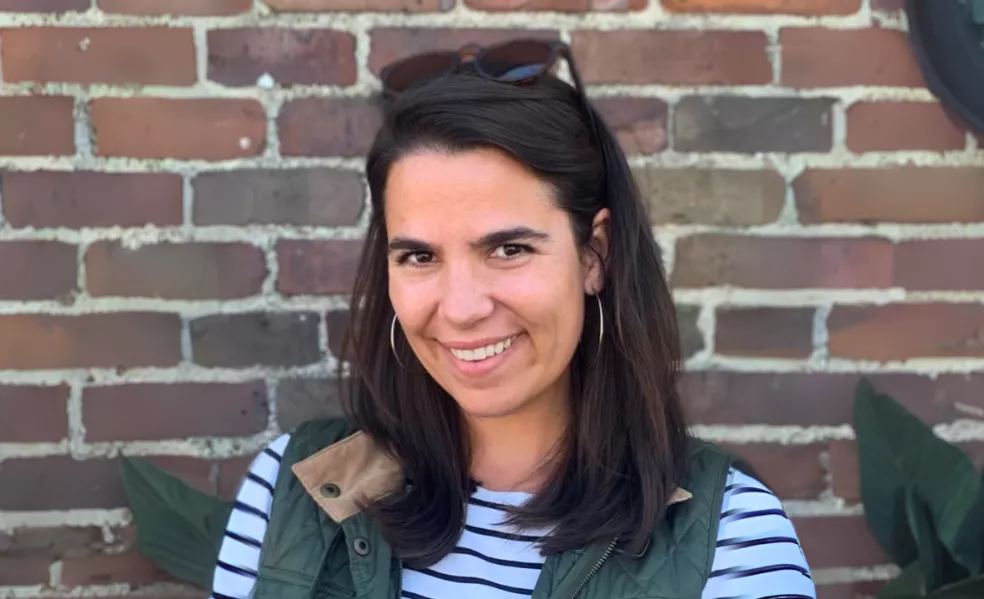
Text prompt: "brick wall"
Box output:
[[0, 0, 981, 596]]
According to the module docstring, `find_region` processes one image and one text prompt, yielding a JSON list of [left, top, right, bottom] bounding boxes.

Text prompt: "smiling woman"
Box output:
[[128, 39, 815, 599]]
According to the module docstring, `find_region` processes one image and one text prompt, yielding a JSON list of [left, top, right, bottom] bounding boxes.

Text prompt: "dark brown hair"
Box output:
[[340, 70, 690, 568]]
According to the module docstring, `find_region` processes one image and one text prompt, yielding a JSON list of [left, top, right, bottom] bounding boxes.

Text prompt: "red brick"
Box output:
[[208, 29, 357, 87], [193, 169, 364, 226], [0, 456, 215, 510], [368, 29, 559, 75], [0, 0, 86, 11], [83, 382, 268, 442], [279, 98, 381, 157], [676, 305, 704, 359], [828, 304, 984, 361], [85, 241, 266, 299], [0, 96, 74, 156], [781, 28, 926, 88], [682, 372, 984, 426], [0, 525, 111, 559], [675, 96, 833, 153], [795, 167, 984, 224], [91, 98, 266, 160], [672, 235, 894, 289], [817, 581, 884, 599], [275, 377, 344, 434], [0, 313, 180, 370], [266, 0, 447, 11], [895, 240, 984, 291], [794, 516, 889, 567], [216, 455, 253, 500], [276, 239, 363, 296], [721, 443, 826, 499], [595, 98, 668, 155], [1, 171, 182, 228], [0, 557, 49, 585], [635, 168, 785, 226], [1, 28, 195, 85], [98, 0, 252, 14], [324, 310, 350, 361], [572, 30, 770, 85], [663, 0, 860, 12], [61, 552, 177, 586], [190, 312, 322, 367], [0, 241, 77, 300], [847, 101, 967, 152], [466, 0, 643, 11], [715, 307, 814, 358], [870, 0, 903, 11], [0, 385, 68, 442]]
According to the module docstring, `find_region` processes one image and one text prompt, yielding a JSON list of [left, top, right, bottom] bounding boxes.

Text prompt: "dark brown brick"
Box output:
[[0, 0, 87, 11], [0, 526, 109, 559], [325, 310, 350, 360], [368, 29, 559, 75], [193, 169, 364, 226], [715, 307, 814, 358], [680, 372, 984, 426], [847, 101, 967, 152], [1, 28, 195, 85], [266, 0, 447, 11], [672, 235, 894, 289], [279, 98, 382, 157], [83, 382, 268, 442], [0, 241, 77, 300], [674, 96, 834, 153], [276, 377, 344, 432], [895, 240, 984, 291], [719, 443, 825, 499], [794, 516, 889, 567], [216, 456, 253, 500], [870, 0, 903, 11], [91, 98, 267, 160], [572, 30, 771, 85], [85, 241, 266, 299], [276, 239, 363, 296], [663, 0, 861, 13], [0, 385, 68, 442], [1, 172, 182, 228], [466, 0, 643, 11], [795, 167, 984, 224], [61, 552, 178, 586], [595, 98, 668, 155], [676, 304, 704, 359], [190, 312, 322, 367], [0, 313, 181, 370], [781, 28, 926, 88], [817, 581, 884, 599], [208, 29, 357, 87], [0, 96, 75, 156], [0, 557, 49, 585], [635, 168, 785, 226], [98, 0, 252, 14], [828, 304, 984, 361]]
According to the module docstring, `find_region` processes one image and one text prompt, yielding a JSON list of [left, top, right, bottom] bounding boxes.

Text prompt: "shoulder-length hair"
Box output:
[[339, 71, 689, 568]]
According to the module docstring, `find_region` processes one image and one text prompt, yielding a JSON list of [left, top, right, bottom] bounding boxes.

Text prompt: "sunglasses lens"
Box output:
[[383, 52, 458, 93], [478, 40, 555, 81]]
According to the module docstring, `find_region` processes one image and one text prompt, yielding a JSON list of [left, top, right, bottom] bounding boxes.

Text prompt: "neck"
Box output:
[[465, 392, 570, 493]]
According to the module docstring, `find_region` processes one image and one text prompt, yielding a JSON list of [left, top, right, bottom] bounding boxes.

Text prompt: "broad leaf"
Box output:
[[120, 457, 234, 589], [853, 379, 984, 575], [907, 487, 944, 593], [972, 0, 984, 24], [879, 562, 926, 599], [929, 574, 984, 598]]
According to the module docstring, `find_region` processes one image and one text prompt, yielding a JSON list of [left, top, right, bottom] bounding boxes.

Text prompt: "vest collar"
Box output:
[[292, 429, 693, 525]]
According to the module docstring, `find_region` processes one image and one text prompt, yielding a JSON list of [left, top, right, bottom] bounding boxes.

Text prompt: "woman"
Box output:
[[211, 40, 816, 599]]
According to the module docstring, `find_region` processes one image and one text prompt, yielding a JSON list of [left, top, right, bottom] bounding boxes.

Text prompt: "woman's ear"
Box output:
[[583, 208, 611, 295]]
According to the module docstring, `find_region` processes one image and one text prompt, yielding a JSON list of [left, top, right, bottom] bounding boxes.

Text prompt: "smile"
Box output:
[[447, 335, 518, 362]]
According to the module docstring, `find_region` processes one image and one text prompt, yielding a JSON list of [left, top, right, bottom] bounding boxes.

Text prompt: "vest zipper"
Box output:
[[568, 538, 618, 599]]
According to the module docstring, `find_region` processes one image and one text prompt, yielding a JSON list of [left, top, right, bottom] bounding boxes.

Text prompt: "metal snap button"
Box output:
[[353, 537, 371, 556], [319, 482, 341, 498]]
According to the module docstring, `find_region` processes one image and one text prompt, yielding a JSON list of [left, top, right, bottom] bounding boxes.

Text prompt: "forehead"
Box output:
[[383, 148, 562, 238]]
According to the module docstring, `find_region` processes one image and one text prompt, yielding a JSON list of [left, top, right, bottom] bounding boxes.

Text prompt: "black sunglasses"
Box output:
[[378, 39, 586, 98]]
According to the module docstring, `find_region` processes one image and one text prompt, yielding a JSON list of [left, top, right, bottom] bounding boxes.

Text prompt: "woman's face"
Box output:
[[385, 147, 608, 422]]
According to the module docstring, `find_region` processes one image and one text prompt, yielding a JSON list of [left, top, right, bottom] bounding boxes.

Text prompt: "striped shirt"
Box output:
[[211, 434, 816, 599]]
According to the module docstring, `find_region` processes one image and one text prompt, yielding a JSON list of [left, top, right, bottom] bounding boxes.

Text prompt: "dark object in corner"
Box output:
[[906, 0, 984, 135]]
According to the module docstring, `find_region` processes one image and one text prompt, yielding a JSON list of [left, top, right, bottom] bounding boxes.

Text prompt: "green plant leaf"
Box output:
[[972, 0, 984, 24], [907, 486, 944, 592], [120, 457, 234, 589], [929, 574, 984, 598], [853, 378, 984, 575], [879, 562, 925, 599]]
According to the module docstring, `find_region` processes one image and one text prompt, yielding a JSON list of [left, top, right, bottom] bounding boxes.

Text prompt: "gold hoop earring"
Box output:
[[390, 314, 409, 371]]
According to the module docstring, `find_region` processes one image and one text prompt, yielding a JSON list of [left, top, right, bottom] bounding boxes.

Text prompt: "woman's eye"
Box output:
[[492, 244, 527, 259], [401, 251, 434, 266]]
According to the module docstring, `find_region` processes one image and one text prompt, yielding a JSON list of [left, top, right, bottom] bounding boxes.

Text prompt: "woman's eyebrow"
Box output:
[[387, 227, 550, 253]]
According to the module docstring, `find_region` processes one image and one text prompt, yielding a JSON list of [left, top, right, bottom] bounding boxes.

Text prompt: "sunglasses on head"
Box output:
[[379, 39, 585, 98]]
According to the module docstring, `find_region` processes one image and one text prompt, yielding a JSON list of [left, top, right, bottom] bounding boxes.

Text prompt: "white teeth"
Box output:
[[450, 336, 516, 362]]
